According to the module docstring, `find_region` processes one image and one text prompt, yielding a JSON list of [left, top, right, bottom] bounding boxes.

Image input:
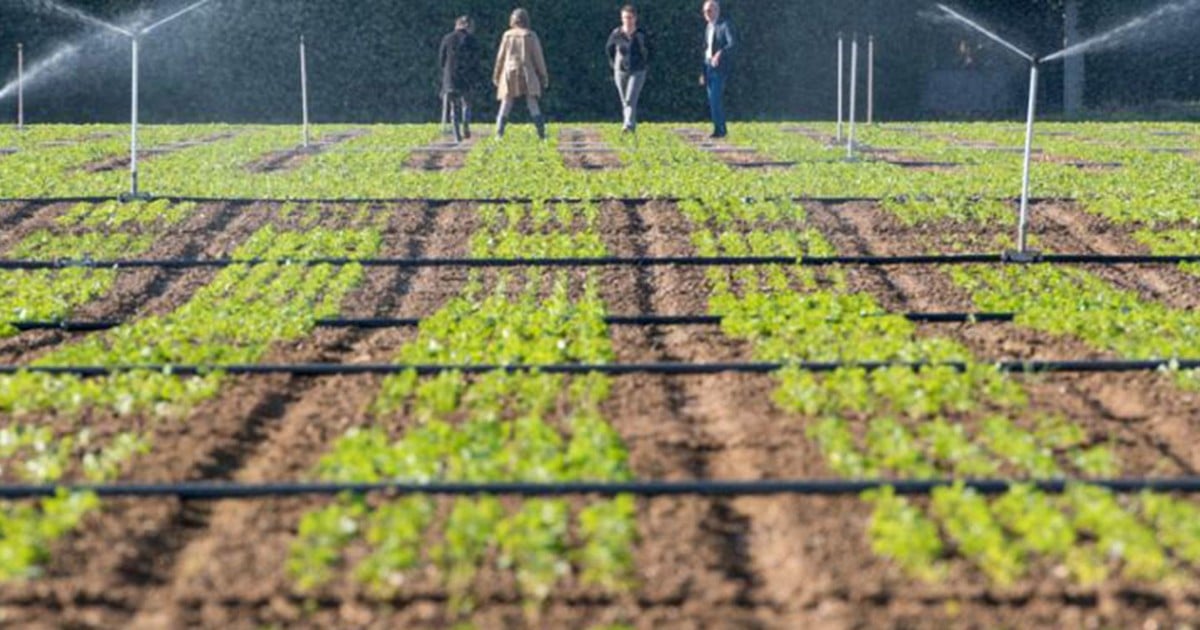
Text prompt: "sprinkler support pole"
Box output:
[[16, 44, 23, 130], [1017, 63, 1038, 254], [847, 35, 858, 159], [128, 37, 141, 199], [300, 35, 310, 148], [836, 33, 844, 143], [867, 36, 874, 124]]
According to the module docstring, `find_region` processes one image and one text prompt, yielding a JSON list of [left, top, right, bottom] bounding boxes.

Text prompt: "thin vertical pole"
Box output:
[[1018, 64, 1039, 253], [300, 35, 310, 148], [16, 43, 24, 130], [836, 34, 844, 143], [847, 35, 858, 159], [867, 35, 875, 125], [130, 37, 140, 198]]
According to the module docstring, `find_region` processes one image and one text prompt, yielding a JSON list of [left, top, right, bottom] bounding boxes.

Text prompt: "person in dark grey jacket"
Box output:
[[438, 16, 483, 143], [606, 5, 651, 133], [700, 0, 734, 138]]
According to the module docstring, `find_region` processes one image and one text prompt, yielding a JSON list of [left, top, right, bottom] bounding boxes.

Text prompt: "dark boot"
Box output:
[[534, 115, 546, 140], [462, 106, 472, 139], [495, 115, 507, 139]]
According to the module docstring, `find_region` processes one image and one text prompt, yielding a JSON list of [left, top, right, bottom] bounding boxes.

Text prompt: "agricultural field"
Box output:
[[0, 120, 1199, 628]]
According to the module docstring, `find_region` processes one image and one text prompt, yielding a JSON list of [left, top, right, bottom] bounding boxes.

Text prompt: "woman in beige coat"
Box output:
[[493, 8, 550, 139]]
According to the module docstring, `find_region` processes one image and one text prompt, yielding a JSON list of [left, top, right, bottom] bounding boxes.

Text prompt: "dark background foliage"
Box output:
[[0, 0, 1196, 123]]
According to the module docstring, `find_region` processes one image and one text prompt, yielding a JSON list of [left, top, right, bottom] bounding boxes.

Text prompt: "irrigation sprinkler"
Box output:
[[867, 35, 874, 125], [300, 35, 310, 149], [936, 4, 1039, 257], [933, 0, 1199, 256], [15, 44, 23, 130], [846, 34, 858, 160], [836, 33, 844, 143], [29, 0, 215, 200]]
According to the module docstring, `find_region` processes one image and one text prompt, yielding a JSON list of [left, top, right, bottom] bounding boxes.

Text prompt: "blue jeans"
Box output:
[[615, 69, 647, 130], [704, 65, 727, 136]]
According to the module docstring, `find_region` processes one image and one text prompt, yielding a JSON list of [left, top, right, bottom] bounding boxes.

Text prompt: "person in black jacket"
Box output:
[[606, 5, 651, 133], [700, 0, 734, 138], [439, 16, 483, 143]]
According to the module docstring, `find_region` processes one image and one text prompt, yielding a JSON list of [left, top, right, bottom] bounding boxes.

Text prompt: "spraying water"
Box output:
[[934, 4, 1034, 61], [1042, 0, 1200, 62], [1, 0, 215, 103], [19, 0, 134, 37], [0, 32, 111, 102], [142, 0, 214, 35]]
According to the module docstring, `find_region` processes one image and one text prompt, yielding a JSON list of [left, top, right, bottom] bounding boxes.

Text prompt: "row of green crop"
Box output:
[[0, 212, 384, 580], [3, 123, 1198, 209], [289, 199, 637, 620], [686, 197, 1200, 588], [0, 200, 195, 337]]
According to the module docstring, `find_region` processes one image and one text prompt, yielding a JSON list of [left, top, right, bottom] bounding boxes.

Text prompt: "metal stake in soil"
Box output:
[[300, 35, 310, 149], [836, 33, 844, 143], [16, 43, 23, 130], [847, 34, 858, 160]]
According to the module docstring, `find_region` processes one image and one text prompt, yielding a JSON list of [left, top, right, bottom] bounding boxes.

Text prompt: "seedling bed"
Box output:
[[2, 123, 1200, 627]]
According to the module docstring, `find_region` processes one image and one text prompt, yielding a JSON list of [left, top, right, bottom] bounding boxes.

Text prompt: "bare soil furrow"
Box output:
[[834, 201, 1200, 474], [559, 127, 623, 171], [123, 204, 461, 628], [243, 129, 368, 174], [403, 133, 482, 172], [673, 128, 795, 171], [1037, 201, 1200, 310], [81, 132, 241, 174]]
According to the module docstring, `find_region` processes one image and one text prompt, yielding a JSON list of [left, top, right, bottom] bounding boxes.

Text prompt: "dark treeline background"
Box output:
[[0, 0, 1197, 124]]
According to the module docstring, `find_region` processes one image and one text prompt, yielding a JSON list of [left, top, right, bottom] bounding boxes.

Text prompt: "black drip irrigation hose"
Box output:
[[2, 477, 1200, 500], [9, 312, 1017, 333], [2, 253, 1198, 271], [1, 359, 1196, 377]]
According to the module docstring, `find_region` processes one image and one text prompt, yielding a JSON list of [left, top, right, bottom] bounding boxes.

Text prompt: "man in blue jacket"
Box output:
[[700, 0, 734, 138]]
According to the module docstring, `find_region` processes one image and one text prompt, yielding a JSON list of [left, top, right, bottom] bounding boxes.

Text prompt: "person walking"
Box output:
[[606, 5, 651, 133], [439, 15, 483, 143], [493, 8, 550, 140], [700, 0, 734, 138]]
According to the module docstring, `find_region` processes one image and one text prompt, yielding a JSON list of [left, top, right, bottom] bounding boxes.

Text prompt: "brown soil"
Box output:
[[0, 200, 1197, 627], [780, 125, 840, 147], [80, 132, 241, 174], [1034, 201, 1200, 310], [403, 133, 484, 172], [674, 128, 796, 171], [0, 201, 77, 253], [558, 128, 623, 171], [244, 130, 369, 174], [1033, 154, 1123, 171], [816, 201, 1200, 474]]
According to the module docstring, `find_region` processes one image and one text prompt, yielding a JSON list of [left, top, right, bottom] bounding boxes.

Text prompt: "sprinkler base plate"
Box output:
[[1003, 249, 1044, 264], [118, 192, 155, 203]]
